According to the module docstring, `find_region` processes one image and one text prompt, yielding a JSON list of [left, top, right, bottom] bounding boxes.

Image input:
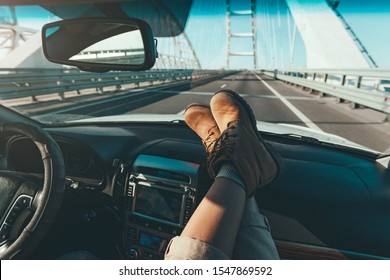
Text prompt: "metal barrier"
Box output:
[[262, 68, 390, 117], [0, 68, 225, 101]]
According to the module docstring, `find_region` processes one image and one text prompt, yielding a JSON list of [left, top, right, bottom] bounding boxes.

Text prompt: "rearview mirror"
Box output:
[[42, 18, 156, 72]]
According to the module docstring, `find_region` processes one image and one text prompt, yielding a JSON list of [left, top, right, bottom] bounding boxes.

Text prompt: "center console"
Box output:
[[124, 154, 204, 259]]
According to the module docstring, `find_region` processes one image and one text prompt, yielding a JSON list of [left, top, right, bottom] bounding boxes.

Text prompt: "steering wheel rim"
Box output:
[[0, 122, 65, 259]]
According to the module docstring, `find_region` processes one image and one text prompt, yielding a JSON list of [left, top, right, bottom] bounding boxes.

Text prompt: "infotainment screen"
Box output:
[[134, 184, 182, 224]]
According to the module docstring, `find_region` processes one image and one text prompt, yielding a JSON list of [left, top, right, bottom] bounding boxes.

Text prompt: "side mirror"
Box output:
[[42, 18, 156, 72]]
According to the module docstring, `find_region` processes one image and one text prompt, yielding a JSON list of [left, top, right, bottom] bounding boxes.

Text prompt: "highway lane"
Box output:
[[8, 70, 390, 152], [129, 72, 305, 125], [127, 71, 390, 152], [9, 74, 229, 117]]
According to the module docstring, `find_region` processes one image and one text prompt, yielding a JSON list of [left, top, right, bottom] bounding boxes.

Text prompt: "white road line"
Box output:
[[221, 84, 227, 88], [179, 91, 214, 96], [177, 109, 186, 115], [161, 90, 315, 100], [252, 72, 322, 131]]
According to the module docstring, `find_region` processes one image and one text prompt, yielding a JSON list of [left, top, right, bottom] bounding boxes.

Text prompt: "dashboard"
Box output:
[[5, 123, 212, 259], [7, 136, 105, 189], [3, 122, 390, 260]]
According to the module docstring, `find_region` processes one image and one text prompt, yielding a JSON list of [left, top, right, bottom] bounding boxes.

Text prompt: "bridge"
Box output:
[[0, 0, 389, 153]]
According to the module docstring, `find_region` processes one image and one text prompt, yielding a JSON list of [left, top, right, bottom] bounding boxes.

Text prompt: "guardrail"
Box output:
[[262, 68, 390, 118], [0, 68, 226, 101]]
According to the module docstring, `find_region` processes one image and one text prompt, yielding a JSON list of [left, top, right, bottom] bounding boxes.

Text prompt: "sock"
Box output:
[[215, 163, 247, 194]]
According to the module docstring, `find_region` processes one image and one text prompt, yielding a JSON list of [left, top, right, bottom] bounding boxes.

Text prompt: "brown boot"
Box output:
[[184, 104, 220, 156], [209, 89, 282, 197]]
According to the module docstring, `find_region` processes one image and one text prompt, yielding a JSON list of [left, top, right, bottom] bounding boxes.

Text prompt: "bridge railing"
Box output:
[[0, 68, 226, 101], [262, 68, 390, 116]]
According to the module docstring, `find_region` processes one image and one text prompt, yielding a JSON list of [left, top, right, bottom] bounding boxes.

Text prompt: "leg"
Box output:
[[165, 90, 282, 260], [165, 177, 246, 259], [181, 177, 246, 257]]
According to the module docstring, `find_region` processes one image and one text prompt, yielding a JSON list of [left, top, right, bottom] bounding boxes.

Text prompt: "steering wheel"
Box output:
[[0, 122, 65, 259]]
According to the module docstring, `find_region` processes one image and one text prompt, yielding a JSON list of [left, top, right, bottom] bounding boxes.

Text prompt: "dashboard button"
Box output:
[[16, 196, 31, 208], [0, 224, 11, 242], [128, 248, 139, 260], [1, 224, 11, 232], [5, 209, 19, 225]]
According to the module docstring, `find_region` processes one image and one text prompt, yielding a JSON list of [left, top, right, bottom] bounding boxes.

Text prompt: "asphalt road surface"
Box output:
[[10, 71, 390, 153], [127, 71, 390, 153]]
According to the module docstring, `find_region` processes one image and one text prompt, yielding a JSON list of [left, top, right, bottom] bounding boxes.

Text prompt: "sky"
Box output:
[[181, 0, 390, 69], [336, 0, 390, 68], [1, 0, 389, 69]]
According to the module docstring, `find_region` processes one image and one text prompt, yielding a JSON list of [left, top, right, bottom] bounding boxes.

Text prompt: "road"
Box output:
[[128, 71, 390, 152], [10, 71, 390, 152]]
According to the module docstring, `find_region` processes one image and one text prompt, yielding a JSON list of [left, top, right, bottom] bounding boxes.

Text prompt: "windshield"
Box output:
[[1, 0, 390, 154]]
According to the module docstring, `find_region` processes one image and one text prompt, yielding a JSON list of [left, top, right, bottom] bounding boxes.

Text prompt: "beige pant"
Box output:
[[165, 197, 279, 260]]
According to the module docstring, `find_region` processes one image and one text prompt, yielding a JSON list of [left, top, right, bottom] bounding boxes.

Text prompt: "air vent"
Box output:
[[112, 166, 128, 212], [183, 197, 193, 225]]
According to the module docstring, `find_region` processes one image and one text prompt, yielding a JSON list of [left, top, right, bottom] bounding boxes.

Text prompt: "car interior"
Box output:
[[0, 0, 389, 260]]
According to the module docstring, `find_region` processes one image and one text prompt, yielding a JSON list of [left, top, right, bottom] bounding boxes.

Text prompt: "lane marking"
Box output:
[[158, 90, 316, 100], [221, 84, 227, 88], [177, 109, 186, 115], [179, 91, 214, 96], [252, 72, 322, 131]]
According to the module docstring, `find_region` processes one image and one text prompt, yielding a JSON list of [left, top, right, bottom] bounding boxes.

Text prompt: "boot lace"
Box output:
[[202, 125, 218, 153], [207, 124, 238, 162]]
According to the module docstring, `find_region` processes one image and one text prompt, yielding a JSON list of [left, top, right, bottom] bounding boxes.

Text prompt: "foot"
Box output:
[[209, 90, 282, 197], [184, 104, 220, 155]]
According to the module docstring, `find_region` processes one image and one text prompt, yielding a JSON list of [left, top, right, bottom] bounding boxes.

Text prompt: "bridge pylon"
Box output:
[[226, 0, 257, 69]]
